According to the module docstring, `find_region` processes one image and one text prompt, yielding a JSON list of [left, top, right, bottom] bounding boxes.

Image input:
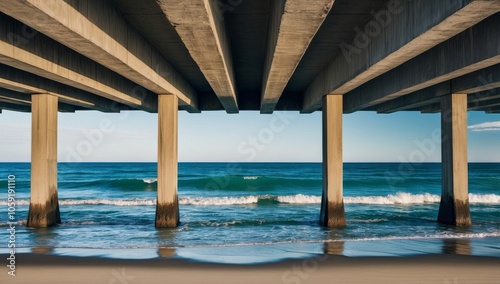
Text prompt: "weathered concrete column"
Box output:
[[438, 93, 471, 226], [155, 94, 179, 228], [28, 94, 60, 227], [320, 94, 346, 227]]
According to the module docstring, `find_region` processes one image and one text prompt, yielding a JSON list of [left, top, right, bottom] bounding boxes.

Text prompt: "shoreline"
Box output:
[[1, 252, 499, 283], [3, 237, 499, 261]]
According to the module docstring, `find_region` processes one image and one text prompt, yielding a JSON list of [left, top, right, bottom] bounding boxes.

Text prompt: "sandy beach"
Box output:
[[2, 253, 500, 284]]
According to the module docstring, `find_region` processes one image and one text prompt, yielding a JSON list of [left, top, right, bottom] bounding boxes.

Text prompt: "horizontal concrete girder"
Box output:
[[376, 64, 500, 113], [451, 65, 500, 94], [469, 88, 500, 104], [344, 13, 500, 113], [0, 101, 30, 112], [0, 64, 125, 112], [0, 0, 199, 112], [469, 97, 500, 110], [0, 88, 77, 112], [156, 0, 237, 113], [0, 14, 159, 112], [419, 92, 500, 113], [302, 0, 500, 113], [376, 83, 449, 114], [260, 0, 334, 114], [485, 107, 500, 113]]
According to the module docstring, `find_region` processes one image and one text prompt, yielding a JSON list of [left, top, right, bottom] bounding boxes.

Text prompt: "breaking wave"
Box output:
[[1, 193, 499, 207]]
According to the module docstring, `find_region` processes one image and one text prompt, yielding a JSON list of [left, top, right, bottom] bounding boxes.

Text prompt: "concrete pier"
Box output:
[[27, 94, 60, 227], [320, 95, 346, 227], [155, 94, 180, 228], [438, 94, 471, 226], [1, 1, 499, 228]]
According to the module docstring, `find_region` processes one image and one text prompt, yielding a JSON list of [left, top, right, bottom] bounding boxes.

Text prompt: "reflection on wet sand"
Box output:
[[157, 247, 176, 258], [156, 228, 178, 258], [31, 246, 55, 254], [442, 239, 471, 255], [31, 228, 57, 254], [323, 241, 345, 255], [323, 228, 345, 255]]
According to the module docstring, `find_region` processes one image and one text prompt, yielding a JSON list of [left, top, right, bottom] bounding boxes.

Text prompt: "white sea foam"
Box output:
[[274, 193, 500, 205], [1, 193, 498, 207], [350, 193, 499, 205], [277, 194, 321, 204], [60, 199, 155, 206], [243, 176, 259, 180], [142, 178, 157, 184], [469, 193, 500, 204], [350, 218, 390, 223], [349, 231, 500, 242], [345, 192, 440, 204], [1, 199, 30, 206], [0, 220, 26, 226], [180, 196, 259, 205]]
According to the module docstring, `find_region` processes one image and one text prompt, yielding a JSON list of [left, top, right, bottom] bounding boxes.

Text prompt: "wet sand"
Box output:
[[1, 253, 499, 284]]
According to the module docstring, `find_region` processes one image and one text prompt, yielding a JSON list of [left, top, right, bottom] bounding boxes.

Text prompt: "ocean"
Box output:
[[1, 162, 499, 263]]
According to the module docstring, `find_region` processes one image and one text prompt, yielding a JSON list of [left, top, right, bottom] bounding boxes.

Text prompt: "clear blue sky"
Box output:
[[1, 110, 499, 162]]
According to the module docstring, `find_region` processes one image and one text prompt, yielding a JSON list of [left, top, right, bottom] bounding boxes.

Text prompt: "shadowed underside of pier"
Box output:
[[0, 0, 498, 114], [0, 0, 499, 228]]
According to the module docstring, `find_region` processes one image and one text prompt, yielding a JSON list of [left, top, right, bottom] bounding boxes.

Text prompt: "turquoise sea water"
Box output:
[[0, 162, 499, 262]]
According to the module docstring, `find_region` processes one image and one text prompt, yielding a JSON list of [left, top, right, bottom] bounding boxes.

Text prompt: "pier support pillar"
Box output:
[[155, 94, 179, 228], [28, 94, 60, 227], [438, 94, 471, 226], [320, 95, 346, 227]]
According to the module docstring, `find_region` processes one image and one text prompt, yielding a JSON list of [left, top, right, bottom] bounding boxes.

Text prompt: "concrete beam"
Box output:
[[0, 88, 31, 105], [0, 88, 77, 112], [260, 0, 333, 113], [485, 108, 500, 113], [156, 94, 179, 228], [320, 94, 346, 228], [0, 13, 158, 112], [469, 88, 500, 104], [418, 89, 500, 113], [451, 64, 500, 94], [469, 98, 500, 110], [0, 0, 199, 112], [156, 0, 237, 113], [376, 64, 500, 113], [56, 103, 78, 113], [302, 0, 500, 113], [0, 101, 30, 112], [418, 104, 439, 113], [344, 14, 500, 113], [376, 83, 449, 114], [0, 64, 124, 112], [28, 94, 61, 227], [438, 94, 471, 226]]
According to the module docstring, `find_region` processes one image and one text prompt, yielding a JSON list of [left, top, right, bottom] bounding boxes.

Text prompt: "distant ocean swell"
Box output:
[[2, 193, 500, 206], [48, 174, 500, 192], [54, 176, 325, 191]]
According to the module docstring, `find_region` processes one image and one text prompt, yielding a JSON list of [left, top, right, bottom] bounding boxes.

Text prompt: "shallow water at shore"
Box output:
[[1, 162, 499, 264]]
